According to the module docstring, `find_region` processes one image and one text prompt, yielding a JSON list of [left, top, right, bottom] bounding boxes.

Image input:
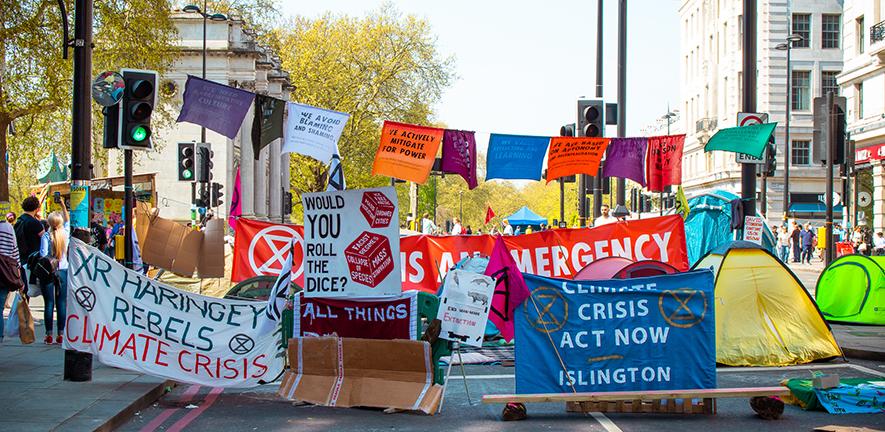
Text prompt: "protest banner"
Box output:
[[292, 291, 418, 340], [302, 186, 401, 297], [176, 75, 255, 139], [515, 270, 716, 394], [372, 121, 444, 184], [646, 134, 686, 192], [704, 122, 778, 158], [64, 238, 285, 387], [231, 218, 305, 285], [251, 94, 285, 158], [485, 134, 550, 180], [437, 270, 496, 347], [602, 137, 648, 186], [743, 216, 764, 244], [545, 137, 609, 183], [282, 102, 350, 163], [441, 130, 478, 189]]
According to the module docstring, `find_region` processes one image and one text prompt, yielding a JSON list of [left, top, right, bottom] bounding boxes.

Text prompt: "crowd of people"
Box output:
[[774, 221, 884, 265]]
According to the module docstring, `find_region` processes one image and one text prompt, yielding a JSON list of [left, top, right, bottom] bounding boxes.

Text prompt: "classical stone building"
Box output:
[[107, 11, 293, 223]]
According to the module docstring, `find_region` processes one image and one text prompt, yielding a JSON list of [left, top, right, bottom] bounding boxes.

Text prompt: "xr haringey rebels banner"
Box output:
[[372, 121, 444, 184]]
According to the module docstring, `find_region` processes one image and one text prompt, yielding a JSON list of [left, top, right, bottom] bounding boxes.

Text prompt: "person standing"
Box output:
[[502, 219, 513, 235], [851, 227, 864, 253], [800, 224, 816, 264], [777, 226, 791, 262], [593, 204, 618, 226], [420, 213, 437, 235], [790, 222, 802, 263], [39, 203, 69, 344], [14, 196, 45, 283], [0, 217, 20, 342], [465, 225, 473, 235], [874, 232, 885, 256], [451, 218, 463, 235]]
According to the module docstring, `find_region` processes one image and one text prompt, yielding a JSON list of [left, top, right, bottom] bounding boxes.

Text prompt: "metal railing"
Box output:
[[696, 117, 718, 133], [873, 20, 885, 44]]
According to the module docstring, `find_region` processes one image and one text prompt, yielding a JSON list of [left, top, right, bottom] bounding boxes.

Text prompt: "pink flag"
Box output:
[[483, 236, 530, 342], [228, 166, 242, 231]]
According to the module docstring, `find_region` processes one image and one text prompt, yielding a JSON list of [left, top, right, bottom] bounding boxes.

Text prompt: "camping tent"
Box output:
[[574, 257, 677, 280], [505, 206, 547, 227], [614, 260, 678, 279], [684, 190, 776, 266], [693, 241, 842, 366], [816, 254, 885, 325]]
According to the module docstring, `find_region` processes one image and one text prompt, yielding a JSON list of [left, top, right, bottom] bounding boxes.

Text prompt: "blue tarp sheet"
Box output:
[[506, 206, 547, 226], [685, 190, 776, 265]]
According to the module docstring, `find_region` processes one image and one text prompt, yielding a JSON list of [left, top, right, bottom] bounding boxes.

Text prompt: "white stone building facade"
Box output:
[[679, 0, 843, 220], [839, 0, 885, 231], [107, 12, 293, 224]]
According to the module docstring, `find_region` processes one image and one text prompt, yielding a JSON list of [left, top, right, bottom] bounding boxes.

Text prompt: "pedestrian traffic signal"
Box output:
[[812, 95, 847, 165], [118, 69, 157, 150], [210, 182, 224, 207], [194, 142, 213, 182], [178, 143, 195, 181], [577, 99, 605, 138]]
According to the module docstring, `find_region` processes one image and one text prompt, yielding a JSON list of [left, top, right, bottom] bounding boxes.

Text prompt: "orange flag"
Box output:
[[545, 137, 609, 183], [372, 120, 444, 184]]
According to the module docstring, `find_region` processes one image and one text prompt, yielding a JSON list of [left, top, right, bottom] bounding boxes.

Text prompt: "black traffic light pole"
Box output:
[[825, 91, 835, 265], [124, 149, 133, 268], [741, 0, 758, 224], [615, 0, 627, 210], [65, 0, 94, 382], [592, 0, 604, 220]]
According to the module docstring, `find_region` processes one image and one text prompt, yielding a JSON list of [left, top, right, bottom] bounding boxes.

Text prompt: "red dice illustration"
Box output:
[[345, 231, 394, 288], [360, 191, 395, 228]]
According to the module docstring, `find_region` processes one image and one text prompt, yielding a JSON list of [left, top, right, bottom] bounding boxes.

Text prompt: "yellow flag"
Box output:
[[675, 186, 690, 220]]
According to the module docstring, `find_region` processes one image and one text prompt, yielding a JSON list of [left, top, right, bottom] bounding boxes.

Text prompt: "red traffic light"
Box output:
[[583, 106, 600, 122], [130, 79, 154, 99]]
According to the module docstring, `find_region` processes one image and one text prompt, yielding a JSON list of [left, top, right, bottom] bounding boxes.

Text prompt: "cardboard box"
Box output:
[[197, 218, 225, 278], [813, 374, 840, 389], [278, 337, 443, 414]]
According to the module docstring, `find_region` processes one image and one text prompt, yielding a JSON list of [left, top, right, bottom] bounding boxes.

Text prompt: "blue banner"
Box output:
[[485, 134, 550, 180], [515, 270, 716, 394]]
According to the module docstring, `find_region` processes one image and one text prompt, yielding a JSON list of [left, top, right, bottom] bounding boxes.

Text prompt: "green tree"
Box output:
[[266, 4, 455, 221]]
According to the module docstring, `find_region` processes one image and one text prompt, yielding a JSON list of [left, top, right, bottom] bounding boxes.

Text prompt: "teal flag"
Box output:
[[704, 122, 777, 158]]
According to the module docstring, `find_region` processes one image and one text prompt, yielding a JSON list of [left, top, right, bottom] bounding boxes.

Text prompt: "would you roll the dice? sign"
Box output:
[[301, 187, 401, 298]]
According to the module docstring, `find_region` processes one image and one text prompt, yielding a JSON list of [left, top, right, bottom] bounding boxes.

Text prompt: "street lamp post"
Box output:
[[776, 33, 805, 226], [661, 107, 676, 216]]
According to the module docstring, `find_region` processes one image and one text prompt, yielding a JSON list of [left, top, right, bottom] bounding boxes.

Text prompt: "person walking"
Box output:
[[800, 224, 816, 264], [39, 202, 69, 344], [777, 226, 791, 262], [0, 217, 20, 342], [790, 222, 802, 263]]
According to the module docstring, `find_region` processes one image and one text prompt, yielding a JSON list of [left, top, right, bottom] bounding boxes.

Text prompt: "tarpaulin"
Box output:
[[515, 270, 716, 394], [372, 121, 444, 184]]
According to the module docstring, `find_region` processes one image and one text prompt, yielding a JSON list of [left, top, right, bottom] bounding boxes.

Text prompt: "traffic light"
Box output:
[[196, 186, 210, 208], [194, 142, 213, 182], [283, 191, 293, 215], [177, 143, 195, 181], [560, 123, 575, 137], [118, 69, 157, 150], [764, 135, 777, 177], [577, 99, 605, 138], [812, 95, 847, 165], [210, 182, 224, 207]]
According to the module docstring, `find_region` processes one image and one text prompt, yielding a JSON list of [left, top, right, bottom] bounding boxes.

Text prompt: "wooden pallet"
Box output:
[[566, 398, 716, 415]]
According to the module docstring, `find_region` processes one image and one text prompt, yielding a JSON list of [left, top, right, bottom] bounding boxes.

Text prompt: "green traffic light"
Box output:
[[131, 125, 149, 142], [182, 169, 193, 180]]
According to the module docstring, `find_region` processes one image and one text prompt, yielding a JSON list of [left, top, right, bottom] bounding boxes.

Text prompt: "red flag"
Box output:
[[483, 236, 530, 342], [232, 218, 305, 284], [485, 206, 495, 224]]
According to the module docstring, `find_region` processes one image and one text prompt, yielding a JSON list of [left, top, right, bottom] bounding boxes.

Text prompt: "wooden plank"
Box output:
[[482, 386, 790, 404]]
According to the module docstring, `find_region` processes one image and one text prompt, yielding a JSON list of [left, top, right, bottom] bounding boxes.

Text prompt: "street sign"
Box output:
[[735, 112, 770, 165]]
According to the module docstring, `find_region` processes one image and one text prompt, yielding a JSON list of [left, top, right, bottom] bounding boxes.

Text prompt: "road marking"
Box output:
[[166, 387, 224, 432], [589, 411, 624, 432], [447, 374, 515, 380], [718, 364, 849, 373], [847, 363, 885, 378], [139, 384, 201, 432]]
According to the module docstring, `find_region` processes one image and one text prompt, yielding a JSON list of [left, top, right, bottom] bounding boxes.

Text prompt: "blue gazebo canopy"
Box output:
[[506, 206, 547, 226]]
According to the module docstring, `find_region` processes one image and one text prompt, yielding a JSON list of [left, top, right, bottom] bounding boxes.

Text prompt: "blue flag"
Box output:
[[515, 270, 716, 394], [485, 134, 550, 180]]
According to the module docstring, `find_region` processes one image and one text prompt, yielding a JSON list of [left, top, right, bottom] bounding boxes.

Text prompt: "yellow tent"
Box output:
[[693, 241, 842, 366]]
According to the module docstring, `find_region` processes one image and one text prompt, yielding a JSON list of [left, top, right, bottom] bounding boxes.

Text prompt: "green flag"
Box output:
[[703, 122, 777, 158], [675, 185, 690, 220]]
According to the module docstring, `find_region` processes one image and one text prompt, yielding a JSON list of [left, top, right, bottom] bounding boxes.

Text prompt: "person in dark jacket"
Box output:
[[800, 224, 816, 264], [790, 221, 802, 263]]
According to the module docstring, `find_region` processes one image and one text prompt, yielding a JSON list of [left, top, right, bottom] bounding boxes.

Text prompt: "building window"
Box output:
[[821, 71, 840, 96], [856, 83, 864, 119], [738, 15, 743, 50], [821, 14, 840, 48], [791, 70, 810, 110], [792, 14, 811, 47], [792, 140, 811, 165], [857, 16, 865, 53]]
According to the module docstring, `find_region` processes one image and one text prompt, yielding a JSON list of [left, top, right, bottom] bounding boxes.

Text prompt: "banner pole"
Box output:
[[527, 293, 577, 395], [455, 342, 473, 405], [437, 349, 456, 414]]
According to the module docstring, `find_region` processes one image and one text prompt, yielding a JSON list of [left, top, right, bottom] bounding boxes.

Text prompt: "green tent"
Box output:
[[815, 254, 885, 325]]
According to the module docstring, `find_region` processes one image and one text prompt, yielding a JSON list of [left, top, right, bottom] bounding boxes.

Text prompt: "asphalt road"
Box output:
[[121, 360, 885, 432]]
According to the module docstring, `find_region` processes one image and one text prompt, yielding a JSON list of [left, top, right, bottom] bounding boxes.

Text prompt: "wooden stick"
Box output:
[[436, 349, 456, 414]]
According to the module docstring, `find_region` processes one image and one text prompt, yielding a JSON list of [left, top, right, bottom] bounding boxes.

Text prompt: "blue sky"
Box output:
[[280, 0, 681, 143]]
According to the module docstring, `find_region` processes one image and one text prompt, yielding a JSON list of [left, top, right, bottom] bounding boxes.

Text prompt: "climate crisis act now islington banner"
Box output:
[[64, 239, 285, 388], [515, 270, 716, 394]]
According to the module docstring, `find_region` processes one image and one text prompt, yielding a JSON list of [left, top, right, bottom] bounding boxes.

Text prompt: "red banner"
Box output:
[[232, 216, 688, 293], [292, 292, 417, 340], [232, 218, 305, 284], [646, 134, 686, 192]]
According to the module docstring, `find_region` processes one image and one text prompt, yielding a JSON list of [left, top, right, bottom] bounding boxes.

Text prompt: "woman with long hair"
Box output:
[[39, 202, 69, 344]]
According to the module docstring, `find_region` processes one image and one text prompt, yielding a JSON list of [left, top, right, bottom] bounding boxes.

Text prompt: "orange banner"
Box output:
[[372, 120, 444, 184], [545, 137, 609, 182]]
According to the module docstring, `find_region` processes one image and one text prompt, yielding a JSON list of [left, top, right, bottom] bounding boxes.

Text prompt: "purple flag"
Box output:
[[602, 137, 648, 187], [441, 130, 478, 189], [176, 75, 256, 140]]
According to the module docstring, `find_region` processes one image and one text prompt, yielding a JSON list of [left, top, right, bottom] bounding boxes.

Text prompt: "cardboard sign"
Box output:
[[743, 216, 764, 244], [63, 238, 284, 387], [292, 291, 418, 340], [302, 187, 401, 298], [545, 137, 609, 183], [437, 270, 496, 347], [278, 337, 444, 414], [515, 270, 716, 394], [372, 121, 444, 184]]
